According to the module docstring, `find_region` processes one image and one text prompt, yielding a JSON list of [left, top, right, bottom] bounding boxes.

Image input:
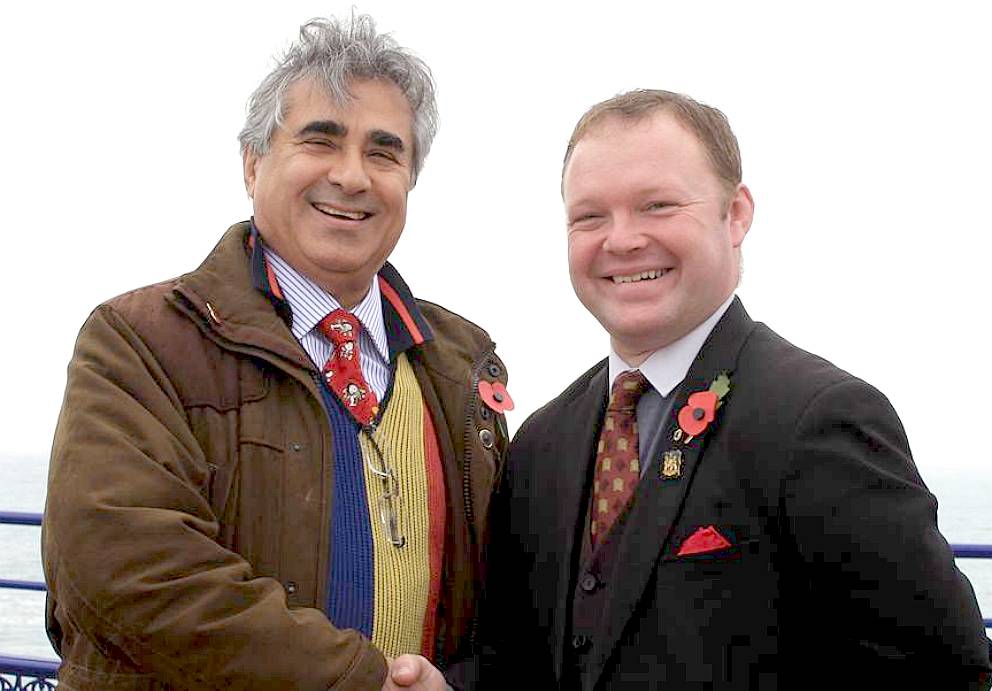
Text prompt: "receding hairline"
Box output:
[[563, 108, 703, 178], [560, 108, 701, 201], [561, 90, 743, 198]]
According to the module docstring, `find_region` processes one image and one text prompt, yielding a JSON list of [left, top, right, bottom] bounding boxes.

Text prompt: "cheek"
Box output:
[[258, 170, 303, 211], [394, 190, 408, 220], [386, 194, 408, 240], [567, 235, 593, 270], [383, 176, 409, 213]]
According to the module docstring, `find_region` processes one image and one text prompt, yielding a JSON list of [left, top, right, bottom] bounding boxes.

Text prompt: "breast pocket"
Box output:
[[186, 358, 271, 522], [661, 536, 762, 574]]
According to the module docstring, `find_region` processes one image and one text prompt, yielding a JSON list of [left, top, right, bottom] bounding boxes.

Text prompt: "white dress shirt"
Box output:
[[608, 293, 736, 397]]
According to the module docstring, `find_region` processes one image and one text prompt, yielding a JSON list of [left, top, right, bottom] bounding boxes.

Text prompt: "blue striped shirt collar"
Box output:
[[261, 248, 389, 366], [247, 222, 431, 360]]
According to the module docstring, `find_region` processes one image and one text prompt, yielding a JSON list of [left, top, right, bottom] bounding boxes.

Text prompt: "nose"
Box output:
[[601, 215, 647, 254], [328, 148, 371, 195]]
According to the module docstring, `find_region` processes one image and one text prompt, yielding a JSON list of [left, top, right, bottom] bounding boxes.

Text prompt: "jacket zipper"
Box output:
[[461, 343, 496, 549], [461, 343, 497, 650]]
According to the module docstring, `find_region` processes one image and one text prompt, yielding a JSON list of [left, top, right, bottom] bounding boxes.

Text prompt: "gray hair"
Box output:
[[238, 14, 438, 185]]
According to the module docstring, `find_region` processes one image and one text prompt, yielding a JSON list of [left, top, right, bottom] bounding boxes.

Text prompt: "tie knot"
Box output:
[[608, 370, 650, 411], [319, 309, 360, 345]]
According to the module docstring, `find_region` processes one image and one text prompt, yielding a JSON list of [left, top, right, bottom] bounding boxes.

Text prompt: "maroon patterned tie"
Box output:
[[318, 309, 379, 426], [590, 370, 650, 546]]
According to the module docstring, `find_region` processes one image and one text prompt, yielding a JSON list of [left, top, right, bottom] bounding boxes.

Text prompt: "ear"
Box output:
[[726, 183, 754, 247], [242, 148, 259, 199]]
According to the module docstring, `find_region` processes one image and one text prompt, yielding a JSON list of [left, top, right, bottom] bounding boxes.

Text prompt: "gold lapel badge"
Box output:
[[660, 449, 683, 480]]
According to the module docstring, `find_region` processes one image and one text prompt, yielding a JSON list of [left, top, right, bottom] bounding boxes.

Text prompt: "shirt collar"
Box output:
[[608, 293, 736, 398], [263, 246, 389, 363], [248, 221, 432, 361]]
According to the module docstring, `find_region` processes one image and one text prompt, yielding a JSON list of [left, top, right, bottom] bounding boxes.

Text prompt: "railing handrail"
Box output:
[[0, 578, 46, 592], [0, 511, 43, 526], [951, 544, 992, 559], [0, 654, 59, 677]]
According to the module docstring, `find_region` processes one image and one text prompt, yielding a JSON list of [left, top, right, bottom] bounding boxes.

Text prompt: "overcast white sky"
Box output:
[[1, 1, 989, 488]]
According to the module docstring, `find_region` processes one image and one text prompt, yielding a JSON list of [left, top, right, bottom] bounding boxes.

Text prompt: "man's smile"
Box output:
[[311, 201, 374, 221], [610, 268, 670, 285]]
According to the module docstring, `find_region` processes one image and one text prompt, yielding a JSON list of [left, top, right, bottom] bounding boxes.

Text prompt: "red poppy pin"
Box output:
[[674, 372, 731, 444], [478, 380, 515, 414]]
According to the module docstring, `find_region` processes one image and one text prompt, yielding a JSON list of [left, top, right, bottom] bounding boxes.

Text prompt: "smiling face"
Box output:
[[563, 111, 753, 365], [243, 77, 414, 308]]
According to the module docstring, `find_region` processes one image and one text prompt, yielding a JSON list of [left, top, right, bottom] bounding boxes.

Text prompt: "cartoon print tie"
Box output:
[[590, 370, 650, 547], [319, 309, 379, 426]]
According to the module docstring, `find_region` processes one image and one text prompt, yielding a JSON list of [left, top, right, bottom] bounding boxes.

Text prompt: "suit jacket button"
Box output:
[[571, 634, 591, 651], [284, 580, 297, 595], [579, 573, 599, 593]]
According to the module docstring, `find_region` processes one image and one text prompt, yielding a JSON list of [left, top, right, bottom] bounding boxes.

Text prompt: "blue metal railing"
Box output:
[[1, 511, 58, 688], [3, 510, 992, 687], [0, 513, 47, 594], [0, 655, 58, 690]]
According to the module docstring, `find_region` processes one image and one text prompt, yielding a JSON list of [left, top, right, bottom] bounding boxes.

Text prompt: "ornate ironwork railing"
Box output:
[[3, 511, 992, 688], [0, 655, 57, 691]]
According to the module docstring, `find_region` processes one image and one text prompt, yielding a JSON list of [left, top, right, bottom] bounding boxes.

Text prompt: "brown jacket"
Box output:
[[42, 224, 509, 690]]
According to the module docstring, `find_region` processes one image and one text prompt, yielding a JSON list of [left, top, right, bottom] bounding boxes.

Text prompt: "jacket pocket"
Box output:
[[659, 536, 763, 568]]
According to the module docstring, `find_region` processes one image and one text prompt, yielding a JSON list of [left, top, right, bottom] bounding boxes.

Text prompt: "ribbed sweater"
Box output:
[[324, 353, 446, 658]]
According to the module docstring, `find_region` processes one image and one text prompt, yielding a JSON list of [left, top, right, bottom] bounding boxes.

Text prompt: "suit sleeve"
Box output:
[[43, 305, 386, 690], [781, 377, 991, 686]]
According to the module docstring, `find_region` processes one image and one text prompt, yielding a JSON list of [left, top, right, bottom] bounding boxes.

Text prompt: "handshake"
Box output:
[[383, 654, 450, 691]]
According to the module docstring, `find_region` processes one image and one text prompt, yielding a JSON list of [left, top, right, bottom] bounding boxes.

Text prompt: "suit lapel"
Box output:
[[590, 298, 757, 682], [549, 363, 609, 683]]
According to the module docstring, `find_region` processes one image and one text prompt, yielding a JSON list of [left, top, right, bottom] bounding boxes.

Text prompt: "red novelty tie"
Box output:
[[318, 309, 379, 426]]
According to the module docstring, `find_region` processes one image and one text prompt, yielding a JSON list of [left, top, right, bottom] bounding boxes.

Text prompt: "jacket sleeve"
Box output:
[[781, 377, 991, 687], [42, 304, 387, 690]]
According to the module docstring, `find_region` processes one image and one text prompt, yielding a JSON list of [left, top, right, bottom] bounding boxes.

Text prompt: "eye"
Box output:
[[568, 213, 602, 230], [303, 138, 336, 149], [645, 200, 675, 212], [369, 150, 399, 163]]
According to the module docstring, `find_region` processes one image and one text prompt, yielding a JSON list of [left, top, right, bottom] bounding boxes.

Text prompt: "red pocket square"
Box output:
[[676, 525, 732, 556]]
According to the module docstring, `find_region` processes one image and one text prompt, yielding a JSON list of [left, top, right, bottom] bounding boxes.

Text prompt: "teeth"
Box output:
[[314, 203, 369, 220], [611, 269, 666, 284]]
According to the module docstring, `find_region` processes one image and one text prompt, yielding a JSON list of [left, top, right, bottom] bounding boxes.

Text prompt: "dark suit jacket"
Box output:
[[474, 299, 990, 690]]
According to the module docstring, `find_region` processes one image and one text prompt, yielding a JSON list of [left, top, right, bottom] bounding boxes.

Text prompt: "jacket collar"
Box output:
[[170, 222, 434, 373], [247, 222, 434, 362], [589, 297, 757, 684], [608, 293, 737, 398], [542, 299, 758, 685]]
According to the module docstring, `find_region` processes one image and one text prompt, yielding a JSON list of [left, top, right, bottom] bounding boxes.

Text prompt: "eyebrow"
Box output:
[[369, 129, 405, 153], [297, 120, 346, 138], [296, 121, 405, 155]]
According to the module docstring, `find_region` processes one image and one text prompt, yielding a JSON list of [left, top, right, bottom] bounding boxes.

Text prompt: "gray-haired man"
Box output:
[[43, 15, 507, 690]]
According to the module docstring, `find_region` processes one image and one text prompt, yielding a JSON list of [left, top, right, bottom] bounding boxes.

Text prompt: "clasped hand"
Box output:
[[382, 654, 448, 691]]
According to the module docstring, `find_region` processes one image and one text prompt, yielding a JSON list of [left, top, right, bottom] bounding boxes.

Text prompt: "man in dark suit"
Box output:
[[474, 90, 991, 690]]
